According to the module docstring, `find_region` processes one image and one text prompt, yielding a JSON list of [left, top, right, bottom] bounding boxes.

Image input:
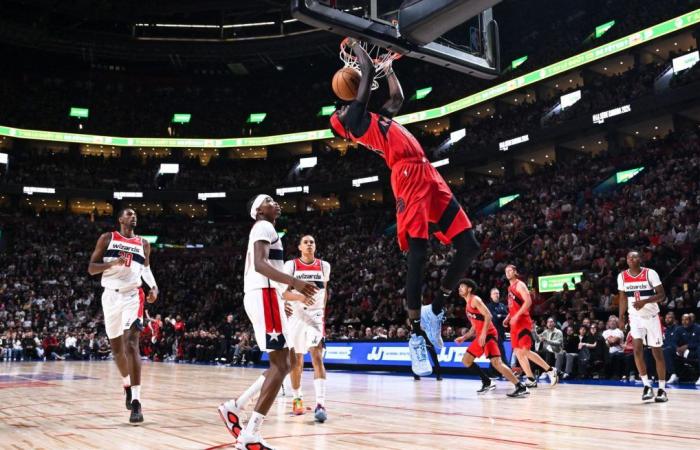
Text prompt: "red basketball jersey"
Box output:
[[466, 296, 498, 336], [330, 110, 425, 169], [507, 281, 531, 318]]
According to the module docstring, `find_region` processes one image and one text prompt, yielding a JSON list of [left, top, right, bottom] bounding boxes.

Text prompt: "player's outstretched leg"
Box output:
[[423, 230, 480, 349], [108, 337, 132, 411], [526, 350, 558, 387], [406, 237, 432, 376]]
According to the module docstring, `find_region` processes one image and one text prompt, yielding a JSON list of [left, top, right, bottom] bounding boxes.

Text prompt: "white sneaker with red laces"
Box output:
[[235, 432, 277, 450], [218, 400, 245, 439]]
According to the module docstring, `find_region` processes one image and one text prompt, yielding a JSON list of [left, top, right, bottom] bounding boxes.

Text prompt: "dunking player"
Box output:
[[87, 208, 158, 423], [282, 235, 331, 422], [218, 195, 317, 450], [618, 251, 668, 402], [329, 39, 480, 374], [455, 279, 528, 397], [503, 264, 558, 388]]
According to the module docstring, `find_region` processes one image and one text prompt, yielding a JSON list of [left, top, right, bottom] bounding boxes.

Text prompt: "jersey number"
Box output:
[[119, 251, 133, 267]]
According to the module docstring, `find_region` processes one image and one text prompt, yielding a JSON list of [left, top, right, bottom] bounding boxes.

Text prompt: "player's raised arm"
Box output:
[[348, 38, 375, 106], [380, 62, 404, 117]]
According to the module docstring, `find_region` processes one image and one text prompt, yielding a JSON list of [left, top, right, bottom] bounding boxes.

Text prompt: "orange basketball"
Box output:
[[332, 67, 361, 101]]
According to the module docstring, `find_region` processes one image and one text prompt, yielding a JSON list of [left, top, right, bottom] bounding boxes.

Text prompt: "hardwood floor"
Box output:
[[1, 361, 698, 449]]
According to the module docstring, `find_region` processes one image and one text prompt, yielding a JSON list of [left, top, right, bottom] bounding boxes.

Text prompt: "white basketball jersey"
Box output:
[[101, 231, 146, 291], [283, 258, 330, 313], [244, 220, 285, 294], [617, 267, 662, 318]]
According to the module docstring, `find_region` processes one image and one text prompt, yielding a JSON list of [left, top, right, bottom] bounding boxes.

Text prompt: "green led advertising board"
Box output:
[[538, 272, 583, 292]]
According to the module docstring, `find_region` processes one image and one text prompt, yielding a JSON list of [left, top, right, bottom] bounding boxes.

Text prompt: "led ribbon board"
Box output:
[[0, 11, 697, 148]]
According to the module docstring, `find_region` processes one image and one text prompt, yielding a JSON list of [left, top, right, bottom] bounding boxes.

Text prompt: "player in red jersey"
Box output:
[[329, 39, 480, 373], [455, 279, 529, 397], [504, 265, 558, 388]]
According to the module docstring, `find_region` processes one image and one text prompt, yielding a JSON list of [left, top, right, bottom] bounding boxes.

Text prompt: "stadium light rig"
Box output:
[[197, 192, 226, 201], [431, 158, 450, 168], [499, 134, 530, 151], [23, 186, 56, 195], [298, 157, 318, 169], [114, 192, 143, 200], [276, 185, 309, 196], [158, 163, 180, 174], [0, 153, 8, 165], [352, 175, 379, 188]]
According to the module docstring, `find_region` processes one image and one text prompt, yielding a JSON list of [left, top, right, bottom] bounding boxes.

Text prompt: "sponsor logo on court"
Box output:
[[323, 346, 353, 360]]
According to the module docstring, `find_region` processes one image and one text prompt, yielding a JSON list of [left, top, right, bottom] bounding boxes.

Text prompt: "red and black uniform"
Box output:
[[330, 101, 471, 251], [466, 296, 500, 359], [507, 281, 533, 349]]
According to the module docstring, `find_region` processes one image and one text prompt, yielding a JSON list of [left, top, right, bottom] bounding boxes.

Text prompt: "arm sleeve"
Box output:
[[647, 269, 662, 288], [616, 273, 624, 292], [322, 261, 331, 282], [343, 100, 371, 137]]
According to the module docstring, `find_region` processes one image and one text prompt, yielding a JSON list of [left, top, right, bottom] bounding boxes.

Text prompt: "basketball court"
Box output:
[[2, 361, 699, 449]]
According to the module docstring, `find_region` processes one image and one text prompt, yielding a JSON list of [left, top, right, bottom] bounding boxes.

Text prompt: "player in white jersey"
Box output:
[[88, 208, 158, 423], [282, 235, 331, 422], [618, 250, 668, 403], [218, 194, 317, 450]]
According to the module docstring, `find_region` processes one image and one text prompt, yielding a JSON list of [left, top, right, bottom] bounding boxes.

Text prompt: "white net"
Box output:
[[339, 38, 401, 90]]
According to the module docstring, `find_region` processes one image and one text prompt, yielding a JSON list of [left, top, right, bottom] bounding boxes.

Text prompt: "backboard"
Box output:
[[291, 0, 501, 79]]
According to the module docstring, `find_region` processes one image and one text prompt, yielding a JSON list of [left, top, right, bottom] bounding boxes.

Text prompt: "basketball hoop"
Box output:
[[339, 38, 402, 90]]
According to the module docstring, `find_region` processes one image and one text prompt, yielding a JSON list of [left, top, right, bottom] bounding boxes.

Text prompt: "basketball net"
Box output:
[[339, 38, 402, 90]]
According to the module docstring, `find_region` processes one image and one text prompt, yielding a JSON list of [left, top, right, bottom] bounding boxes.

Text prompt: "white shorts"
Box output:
[[288, 309, 325, 355], [629, 314, 663, 348], [244, 288, 288, 353], [101, 288, 144, 340]]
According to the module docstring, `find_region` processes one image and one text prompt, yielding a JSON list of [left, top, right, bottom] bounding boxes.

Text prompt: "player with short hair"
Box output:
[[282, 235, 331, 422], [88, 207, 158, 423], [503, 264, 558, 388], [618, 251, 668, 402], [329, 38, 480, 376], [455, 279, 528, 397], [218, 195, 317, 450]]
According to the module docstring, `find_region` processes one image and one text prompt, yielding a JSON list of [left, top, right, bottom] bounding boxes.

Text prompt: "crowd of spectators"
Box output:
[[0, 0, 695, 139], [2, 49, 699, 195], [2, 128, 699, 384]]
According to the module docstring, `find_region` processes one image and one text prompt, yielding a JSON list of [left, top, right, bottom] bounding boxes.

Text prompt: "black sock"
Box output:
[[431, 290, 449, 316], [469, 364, 491, 385], [527, 376, 535, 382]]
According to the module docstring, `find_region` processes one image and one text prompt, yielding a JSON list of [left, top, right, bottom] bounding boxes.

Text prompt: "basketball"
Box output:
[[332, 67, 361, 101]]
